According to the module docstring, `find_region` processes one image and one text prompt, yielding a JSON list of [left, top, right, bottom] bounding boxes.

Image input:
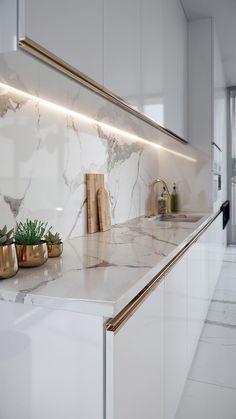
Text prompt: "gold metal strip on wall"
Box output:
[[106, 210, 222, 334], [18, 37, 188, 145]]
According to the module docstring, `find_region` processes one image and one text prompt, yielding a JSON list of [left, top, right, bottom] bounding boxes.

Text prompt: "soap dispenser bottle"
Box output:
[[171, 183, 178, 212], [158, 187, 167, 214], [162, 186, 170, 213]]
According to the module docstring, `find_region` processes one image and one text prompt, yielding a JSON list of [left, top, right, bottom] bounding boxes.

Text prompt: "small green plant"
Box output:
[[45, 229, 62, 245], [0, 225, 14, 245], [15, 219, 48, 245]]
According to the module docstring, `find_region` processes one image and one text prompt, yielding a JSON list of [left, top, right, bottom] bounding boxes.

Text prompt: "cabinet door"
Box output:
[[206, 215, 224, 300], [164, 256, 188, 419], [0, 301, 104, 419], [104, 0, 141, 108], [0, 0, 18, 53], [25, 0, 104, 84], [187, 238, 208, 368], [140, 0, 164, 125], [106, 282, 164, 419]]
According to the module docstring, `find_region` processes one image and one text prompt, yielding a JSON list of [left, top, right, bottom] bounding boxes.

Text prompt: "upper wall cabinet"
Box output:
[[140, 0, 164, 125], [0, 0, 188, 140], [103, 0, 188, 138], [103, 0, 140, 109], [24, 0, 104, 85], [0, 0, 18, 53]]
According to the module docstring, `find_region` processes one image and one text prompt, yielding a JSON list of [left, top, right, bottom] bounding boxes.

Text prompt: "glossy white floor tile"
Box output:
[[176, 380, 236, 419], [176, 249, 236, 419], [223, 246, 236, 263]]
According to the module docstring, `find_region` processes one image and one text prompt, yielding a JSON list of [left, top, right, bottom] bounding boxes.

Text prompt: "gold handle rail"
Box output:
[[18, 37, 188, 145]]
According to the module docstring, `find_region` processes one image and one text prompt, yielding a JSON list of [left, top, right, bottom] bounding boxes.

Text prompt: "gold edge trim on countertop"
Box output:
[[106, 210, 222, 334], [18, 37, 188, 145]]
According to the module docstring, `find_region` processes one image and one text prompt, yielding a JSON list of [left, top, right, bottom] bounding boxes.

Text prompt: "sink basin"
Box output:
[[145, 213, 204, 223], [159, 213, 202, 223]]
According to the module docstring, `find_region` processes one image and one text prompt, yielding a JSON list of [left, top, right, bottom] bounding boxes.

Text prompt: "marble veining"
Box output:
[[0, 85, 158, 240], [0, 213, 211, 316]]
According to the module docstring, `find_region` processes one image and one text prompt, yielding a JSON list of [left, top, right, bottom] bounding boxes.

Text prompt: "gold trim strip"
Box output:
[[18, 37, 188, 145], [106, 210, 222, 334]]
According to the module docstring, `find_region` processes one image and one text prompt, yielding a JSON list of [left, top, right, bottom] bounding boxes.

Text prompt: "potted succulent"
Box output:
[[45, 229, 63, 258], [0, 226, 18, 279], [15, 219, 48, 267]]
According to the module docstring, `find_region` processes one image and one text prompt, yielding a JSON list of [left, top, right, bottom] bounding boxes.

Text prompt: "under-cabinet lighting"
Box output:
[[0, 82, 196, 162]]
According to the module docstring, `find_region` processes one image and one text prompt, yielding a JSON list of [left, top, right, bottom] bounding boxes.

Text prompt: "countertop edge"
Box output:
[[0, 210, 221, 318]]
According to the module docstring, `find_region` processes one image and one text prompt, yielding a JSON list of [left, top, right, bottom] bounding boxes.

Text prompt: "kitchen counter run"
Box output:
[[0, 212, 215, 317]]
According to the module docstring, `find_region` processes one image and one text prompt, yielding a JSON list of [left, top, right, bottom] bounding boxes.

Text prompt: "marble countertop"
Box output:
[[0, 212, 214, 317]]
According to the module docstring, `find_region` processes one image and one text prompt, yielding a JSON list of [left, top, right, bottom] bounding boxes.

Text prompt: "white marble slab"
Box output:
[[0, 212, 213, 316], [0, 83, 159, 239]]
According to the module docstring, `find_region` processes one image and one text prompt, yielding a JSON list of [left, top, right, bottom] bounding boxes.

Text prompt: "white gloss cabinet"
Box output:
[[106, 281, 164, 419], [188, 18, 227, 212], [103, 0, 141, 108], [14, 0, 187, 137], [25, 0, 104, 85], [0, 0, 18, 53], [0, 302, 104, 419], [106, 215, 224, 419], [164, 257, 188, 419], [187, 239, 208, 368]]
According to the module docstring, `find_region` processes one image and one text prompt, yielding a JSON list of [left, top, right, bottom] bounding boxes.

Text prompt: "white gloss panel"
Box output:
[[106, 215, 224, 419], [0, 0, 18, 53], [164, 256, 188, 419], [159, 18, 227, 214], [186, 18, 213, 212], [162, 0, 188, 138], [104, 0, 188, 137], [0, 300, 104, 419], [25, 0, 104, 85], [22, 0, 187, 136], [106, 282, 164, 419], [104, 0, 140, 109], [140, 0, 164, 126], [187, 240, 208, 368]]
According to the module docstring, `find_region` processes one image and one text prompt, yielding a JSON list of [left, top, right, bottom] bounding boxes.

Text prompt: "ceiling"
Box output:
[[181, 0, 236, 86]]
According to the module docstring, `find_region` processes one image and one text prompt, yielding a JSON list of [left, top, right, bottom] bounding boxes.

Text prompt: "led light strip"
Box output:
[[0, 82, 196, 162]]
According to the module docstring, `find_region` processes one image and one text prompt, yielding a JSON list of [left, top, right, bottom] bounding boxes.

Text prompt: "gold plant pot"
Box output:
[[47, 243, 63, 258], [16, 242, 48, 268], [0, 243, 18, 279]]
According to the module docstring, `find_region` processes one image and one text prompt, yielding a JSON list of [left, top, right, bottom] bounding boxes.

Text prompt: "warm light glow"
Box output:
[[56, 207, 63, 212], [0, 82, 196, 163]]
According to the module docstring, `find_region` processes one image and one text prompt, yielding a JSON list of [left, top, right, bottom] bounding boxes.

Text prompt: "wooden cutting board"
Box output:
[[86, 173, 104, 234], [97, 186, 111, 232]]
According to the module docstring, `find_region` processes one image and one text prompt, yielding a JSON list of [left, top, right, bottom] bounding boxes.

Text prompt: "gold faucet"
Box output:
[[149, 178, 171, 216]]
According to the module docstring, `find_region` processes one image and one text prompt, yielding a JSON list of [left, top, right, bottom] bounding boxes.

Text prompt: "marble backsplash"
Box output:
[[0, 84, 159, 239]]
